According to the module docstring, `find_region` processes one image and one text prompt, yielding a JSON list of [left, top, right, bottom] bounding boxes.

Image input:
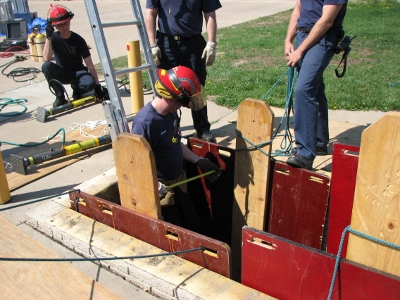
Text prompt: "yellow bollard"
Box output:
[[127, 41, 144, 114], [0, 144, 11, 204]]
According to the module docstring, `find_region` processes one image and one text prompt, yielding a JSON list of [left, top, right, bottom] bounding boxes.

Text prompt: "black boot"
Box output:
[[53, 97, 67, 108]]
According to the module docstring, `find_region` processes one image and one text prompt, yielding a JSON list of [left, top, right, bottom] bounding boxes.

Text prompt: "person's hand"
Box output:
[[159, 190, 175, 207], [151, 44, 161, 66], [94, 84, 105, 101], [201, 42, 217, 66], [196, 158, 222, 182], [46, 23, 54, 39]]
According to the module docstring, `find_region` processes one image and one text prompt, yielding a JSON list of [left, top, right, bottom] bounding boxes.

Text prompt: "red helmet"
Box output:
[[48, 5, 74, 25], [157, 66, 206, 110], [158, 66, 201, 99]]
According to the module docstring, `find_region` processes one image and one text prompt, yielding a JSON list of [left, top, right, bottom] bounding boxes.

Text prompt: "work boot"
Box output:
[[71, 83, 82, 100], [195, 131, 216, 143], [53, 97, 68, 108], [291, 146, 328, 156], [287, 154, 314, 170]]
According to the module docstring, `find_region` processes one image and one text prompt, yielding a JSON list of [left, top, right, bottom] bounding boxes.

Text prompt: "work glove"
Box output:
[[201, 41, 217, 66], [151, 44, 161, 66], [94, 84, 105, 101], [46, 23, 54, 39], [196, 158, 223, 183]]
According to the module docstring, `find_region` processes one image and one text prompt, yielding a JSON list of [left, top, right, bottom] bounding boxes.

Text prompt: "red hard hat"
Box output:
[[48, 5, 74, 25], [157, 66, 202, 99]]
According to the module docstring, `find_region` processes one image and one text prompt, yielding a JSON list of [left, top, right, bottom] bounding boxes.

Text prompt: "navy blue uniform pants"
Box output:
[[42, 62, 95, 99], [157, 34, 211, 136], [293, 31, 340, 159]]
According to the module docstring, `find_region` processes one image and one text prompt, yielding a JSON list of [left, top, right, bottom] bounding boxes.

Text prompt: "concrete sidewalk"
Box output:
[[0, 0, 387, 298]]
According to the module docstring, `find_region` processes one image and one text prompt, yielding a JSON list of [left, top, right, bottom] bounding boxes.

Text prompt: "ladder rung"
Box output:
[[101, 20, 141, 28], [114, 64, 154, 76]]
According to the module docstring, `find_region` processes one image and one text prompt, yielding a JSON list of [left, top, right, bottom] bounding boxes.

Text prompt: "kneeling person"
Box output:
[[42, 5, 104, 107]]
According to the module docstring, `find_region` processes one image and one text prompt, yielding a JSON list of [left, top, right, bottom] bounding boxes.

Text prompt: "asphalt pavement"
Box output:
[[0, 0, 387, 298]]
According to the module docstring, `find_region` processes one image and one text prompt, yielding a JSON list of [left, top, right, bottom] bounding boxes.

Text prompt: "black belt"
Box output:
[[298, 27, 313, 33], [160, 33, 200, 41]]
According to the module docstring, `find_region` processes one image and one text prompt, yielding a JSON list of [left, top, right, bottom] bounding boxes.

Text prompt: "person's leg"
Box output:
[[316, 78, 329, 150], [74, 70, 96, 98], [292, 33, 335, 160], [42, 62, 75, 106]]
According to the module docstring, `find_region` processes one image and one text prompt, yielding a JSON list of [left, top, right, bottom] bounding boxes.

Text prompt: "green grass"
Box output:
[[103, 0, 400, 111]]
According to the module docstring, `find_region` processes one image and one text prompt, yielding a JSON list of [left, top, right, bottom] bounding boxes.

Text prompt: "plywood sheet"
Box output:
[[231, 98, 274, 280], [327, 143, 359, 256], [347, 112, 400, 276], [268, 161, 330, 249], [0, 216, 122, 300], [242, 227, 400, 300], [113, 132, 161, 219]]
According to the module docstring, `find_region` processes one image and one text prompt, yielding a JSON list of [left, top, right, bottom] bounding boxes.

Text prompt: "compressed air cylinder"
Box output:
[[0, 144, 11, 204], [28, 32, 38, 62], [35, 33, 46, 62]]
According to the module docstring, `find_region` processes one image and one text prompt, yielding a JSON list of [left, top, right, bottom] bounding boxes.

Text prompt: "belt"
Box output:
[[298, 27, 313, 33], [161, 33, 199, 41], [160, 170, 187, 193]]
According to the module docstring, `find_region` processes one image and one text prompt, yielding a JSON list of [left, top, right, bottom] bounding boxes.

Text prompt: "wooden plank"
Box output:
[[327, 143, 359, 257], [231, 98, 274, 280], [113, 132, 161, 219], [242, 227, 400, 300], [0, 216, 122, 300], [268, 161, 330, 249], [347, 112, 400, 276]]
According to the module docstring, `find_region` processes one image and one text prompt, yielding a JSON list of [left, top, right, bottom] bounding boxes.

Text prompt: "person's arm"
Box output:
[[42, 38, 54, 61], [84, 56, 100, 85], [204, 11, 217, 43], [181, 142, 201, 164], [287, 3, 344, 67], [146, 8, 159, 45], [285, 0, 301, 60]]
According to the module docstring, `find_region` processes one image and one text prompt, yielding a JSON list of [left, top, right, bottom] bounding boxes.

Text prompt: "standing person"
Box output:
[[131, 66, 223, 232], [285, 0, 348, 169], [145, 0, 222, 143], [42, 5, 104, 108]]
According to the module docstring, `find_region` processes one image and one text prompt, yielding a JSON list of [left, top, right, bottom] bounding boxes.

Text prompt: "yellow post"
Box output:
[[127, 41, 144, 114], [0, 144, 11, 204]]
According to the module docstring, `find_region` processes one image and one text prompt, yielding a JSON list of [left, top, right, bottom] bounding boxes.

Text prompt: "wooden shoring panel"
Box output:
[[268, 161, 330, 249], [112, 132, 161, 219], [347, 112, 400, 276], [231, 98, 274, 280], [0, 216, 122, 300], [327, 143, 359, 257], [70, 190, 231, 278], [242, 227, 400, 300]]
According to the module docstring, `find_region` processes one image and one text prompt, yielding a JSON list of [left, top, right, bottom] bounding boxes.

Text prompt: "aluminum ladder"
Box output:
[[84, 0, 157, 141]]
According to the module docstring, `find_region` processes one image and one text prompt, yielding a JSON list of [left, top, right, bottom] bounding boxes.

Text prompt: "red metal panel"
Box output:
[[242, 227, 400, 300], [327, 143, 359, 257], [69, 191, 231, 278], [268, 161, 330, 249]]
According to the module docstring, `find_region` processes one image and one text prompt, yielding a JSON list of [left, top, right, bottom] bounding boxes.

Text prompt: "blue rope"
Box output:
[[327, 225, 400, 300], [0, 98, 28, 116], [236, 67, 297, 157]]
